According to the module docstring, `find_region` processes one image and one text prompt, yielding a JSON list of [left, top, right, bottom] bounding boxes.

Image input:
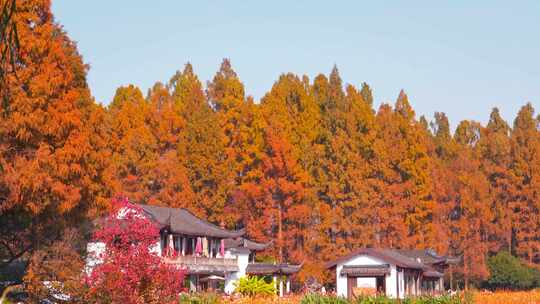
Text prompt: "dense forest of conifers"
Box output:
[[1, 1, 539, 288]]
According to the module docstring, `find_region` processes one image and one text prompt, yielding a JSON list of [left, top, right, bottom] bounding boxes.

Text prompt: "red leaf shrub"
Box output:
[[83, 197, 185, 304]]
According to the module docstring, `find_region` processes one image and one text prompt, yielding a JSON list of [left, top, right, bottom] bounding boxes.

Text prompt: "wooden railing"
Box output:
[[163, 255, 238, 267]]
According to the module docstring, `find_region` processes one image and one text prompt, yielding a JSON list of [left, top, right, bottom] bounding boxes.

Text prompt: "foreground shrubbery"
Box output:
[[473, 289, 540, 304], [301, 293, 349, 304], [179, 292, 221, 304], [300, 293, 469, 304], [176, 290, 540, 304]]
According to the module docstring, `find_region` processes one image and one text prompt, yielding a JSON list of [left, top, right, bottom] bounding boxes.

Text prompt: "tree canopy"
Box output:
[[1, 0, 540, 291]]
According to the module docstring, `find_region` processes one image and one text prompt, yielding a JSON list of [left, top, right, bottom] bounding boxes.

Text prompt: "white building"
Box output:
[[326, 248, 457, 299], [86, 203, 300, 295]]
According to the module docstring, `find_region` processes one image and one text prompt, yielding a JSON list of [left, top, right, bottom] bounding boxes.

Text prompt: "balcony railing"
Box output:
[[163, 255, 239, 273]]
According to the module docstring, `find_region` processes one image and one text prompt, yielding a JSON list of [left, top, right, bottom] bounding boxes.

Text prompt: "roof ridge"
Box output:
[[326, 247, 427, 269], [135, 203, 245, 238]]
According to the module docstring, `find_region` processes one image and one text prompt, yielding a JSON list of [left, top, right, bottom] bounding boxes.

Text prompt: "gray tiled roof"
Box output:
[[224, 237, 270, 251], [246, 263, 302, 275], [326, 248, 426, 269], [340, 264, 391, 276], [423, 269, 444, 278], [137, 204, 245, 238], [397, 249, 459, 265]]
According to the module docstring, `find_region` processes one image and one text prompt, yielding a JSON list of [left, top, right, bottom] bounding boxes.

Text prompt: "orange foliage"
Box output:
[[473, 290, 540, 304], [2, 1, 540, 291]]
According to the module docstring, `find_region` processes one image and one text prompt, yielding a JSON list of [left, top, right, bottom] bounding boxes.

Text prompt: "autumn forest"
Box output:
[[1, 0, 540, 292]]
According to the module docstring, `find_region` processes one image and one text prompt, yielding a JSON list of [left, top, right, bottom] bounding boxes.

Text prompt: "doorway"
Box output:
[[347, 276, 386, 299]]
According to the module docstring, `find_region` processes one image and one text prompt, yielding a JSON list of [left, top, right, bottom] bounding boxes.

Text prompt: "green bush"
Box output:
[[353, 294, 395, 304], [486, 251, 539, 290], [233, 276, 276, 297], [179, 292, 221, 304]]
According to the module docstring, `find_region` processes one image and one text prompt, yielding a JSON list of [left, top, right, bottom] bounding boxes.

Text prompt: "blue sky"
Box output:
[[52, 1, 540, 129]]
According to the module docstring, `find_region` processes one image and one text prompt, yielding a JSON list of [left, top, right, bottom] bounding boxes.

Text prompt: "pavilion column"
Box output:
[[273, 275, 277, 294], [415, 273, 419, 296], [181, 237, 185, 256], [189, 275, 197, 292], [279, 278, 284, 297], [286, 277, 291, 294]]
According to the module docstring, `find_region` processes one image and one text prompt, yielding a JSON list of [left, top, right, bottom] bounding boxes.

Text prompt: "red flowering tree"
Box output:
[[83, 197, 185, 304]]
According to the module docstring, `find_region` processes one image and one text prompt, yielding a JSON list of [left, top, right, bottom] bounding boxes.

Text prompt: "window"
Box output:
[[174, 235, 182, 252], [185, 237, 194, 255]]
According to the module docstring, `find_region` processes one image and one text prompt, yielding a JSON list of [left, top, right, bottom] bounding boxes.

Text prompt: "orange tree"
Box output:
[[0, 0, 108, 273]]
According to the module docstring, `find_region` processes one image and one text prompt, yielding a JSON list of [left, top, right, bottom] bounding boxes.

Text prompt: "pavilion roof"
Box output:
[[245, 263, 301, 275], [326, 248, 426, 270], [137, 204, 245, 238]]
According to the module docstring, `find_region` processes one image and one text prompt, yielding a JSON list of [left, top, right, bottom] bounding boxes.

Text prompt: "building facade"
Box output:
[[326, 248, 458, 299], [86, 203, 300, 295]]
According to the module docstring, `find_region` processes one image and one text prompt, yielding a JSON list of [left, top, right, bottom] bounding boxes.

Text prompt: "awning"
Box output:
[[246, 263, 301, 275], [199, 275, 225, 282], [340, 264, 390, 277], [182, 264, 239, 274]]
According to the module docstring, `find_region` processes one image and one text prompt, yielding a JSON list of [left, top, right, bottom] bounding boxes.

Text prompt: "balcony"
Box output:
[[163, 255, 239, 274]]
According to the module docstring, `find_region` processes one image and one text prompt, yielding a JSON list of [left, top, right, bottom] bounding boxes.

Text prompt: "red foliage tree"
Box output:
[[83, 197, 184, 304]]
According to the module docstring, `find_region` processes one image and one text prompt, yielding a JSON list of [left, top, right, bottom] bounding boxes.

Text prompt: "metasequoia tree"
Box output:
[[144, 82, 196, 210], [106, 85, 156, 202], [0, 0, 106, 272], [0, 0, 19, 111], [478, 108, 513, 252], [312, 68, 376, 259], [368, 91, 435, 249], [4, 2, 540, 288], [238, 125, 312, 264], [171, 63, 232, 223], [208, 59, 265, 190], [452, 120, 491, 288], [509, 104, 540, 263]]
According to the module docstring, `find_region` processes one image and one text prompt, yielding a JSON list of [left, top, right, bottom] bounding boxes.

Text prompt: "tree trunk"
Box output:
[[449, 265, 454, 290], [278, 203, 283, 263]]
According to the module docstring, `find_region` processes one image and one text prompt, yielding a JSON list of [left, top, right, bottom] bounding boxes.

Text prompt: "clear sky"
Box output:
[[52, 1, 540, 129]]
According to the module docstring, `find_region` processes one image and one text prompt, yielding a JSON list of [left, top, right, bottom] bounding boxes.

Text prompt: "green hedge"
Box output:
[[486, 251, 540, 290]]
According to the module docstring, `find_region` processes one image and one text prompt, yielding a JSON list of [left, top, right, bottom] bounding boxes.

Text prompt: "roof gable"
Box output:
[[326, 248, 426, 270], [224, 237, 270, 251]]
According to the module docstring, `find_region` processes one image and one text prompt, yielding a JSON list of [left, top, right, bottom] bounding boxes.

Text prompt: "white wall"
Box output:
[[335, 254, 399, 298], [86, 241, 105, 273], [85, 240, 163, 272], [387, 264, 398, 298], [224, 250, 249, 294], [357, 277, 375, 288], [397, 268, 404, 298], [150, 241, 161, 256]]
